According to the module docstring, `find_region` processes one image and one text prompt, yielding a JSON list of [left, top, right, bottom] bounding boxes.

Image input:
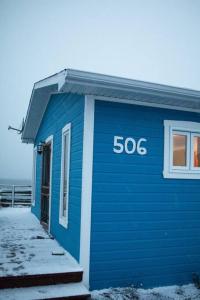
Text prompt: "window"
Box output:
[[59, 123, 71, 227], [192, 134, 200, 168], [32, 147, 37, 206], [163, 120, 200, 179]]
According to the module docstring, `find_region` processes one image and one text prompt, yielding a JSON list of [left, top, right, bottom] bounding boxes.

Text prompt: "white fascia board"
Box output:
[[22, 69, 200, 144], [34, 69, 67, 90], [22, 71, 67, 143], [65, 69, 200, 100]]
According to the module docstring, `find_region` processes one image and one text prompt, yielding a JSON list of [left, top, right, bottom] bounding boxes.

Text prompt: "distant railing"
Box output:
[[0, 184, 32, 207]]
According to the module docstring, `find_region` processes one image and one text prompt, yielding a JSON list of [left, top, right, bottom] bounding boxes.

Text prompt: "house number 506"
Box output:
[[113, 136, 147, 155]]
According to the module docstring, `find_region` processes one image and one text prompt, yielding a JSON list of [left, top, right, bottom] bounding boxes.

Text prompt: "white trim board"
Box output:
[[164, 120, 200, 131], [80, 95, 95, 288], [22, 69, 200, 143], [59, 123, 71, 229], [34, 69, 66, 90], [45, 135, 53, 233]]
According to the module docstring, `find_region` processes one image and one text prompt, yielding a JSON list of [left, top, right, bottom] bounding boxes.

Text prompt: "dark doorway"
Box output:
[[41, 142, 51, 229]]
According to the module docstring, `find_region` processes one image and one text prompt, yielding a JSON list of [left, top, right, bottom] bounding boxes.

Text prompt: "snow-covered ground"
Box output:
[[0, 207, 82, 276], [91, 284, 200, 299], [0, 283, 89, 300], [1, 207, 200, 299]]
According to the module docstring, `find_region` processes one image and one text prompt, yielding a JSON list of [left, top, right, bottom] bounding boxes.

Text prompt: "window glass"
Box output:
[[194, 136, 200, 167], [173, 134, 187, 167], [42, 145, 51, 186]]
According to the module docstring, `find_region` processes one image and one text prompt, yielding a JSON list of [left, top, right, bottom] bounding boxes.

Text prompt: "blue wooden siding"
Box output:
[[90, 100, 200, 289], [32, 93, 84, 261]]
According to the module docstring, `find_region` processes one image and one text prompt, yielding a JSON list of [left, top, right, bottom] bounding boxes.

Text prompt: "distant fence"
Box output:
[[0, 184, 32, 207]]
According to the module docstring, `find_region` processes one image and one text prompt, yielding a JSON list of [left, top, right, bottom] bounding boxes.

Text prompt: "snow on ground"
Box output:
[[0, 282, 89, 300], [0, 207, 82, 276], [1, 208, 200, 299], [91, 284, 200, 299]]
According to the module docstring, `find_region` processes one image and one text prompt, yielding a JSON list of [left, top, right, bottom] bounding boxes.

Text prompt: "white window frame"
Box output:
[[163, 120, 200, 179], [32, 147, 37, 206], [170, 130, 190, 172], [45, 135, 54, 233], [191, 133, 200, 170], [59, 123, 71, 228]]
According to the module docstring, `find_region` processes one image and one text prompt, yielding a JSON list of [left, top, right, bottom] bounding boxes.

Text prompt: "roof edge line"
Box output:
[[65, 69, 200, 98]]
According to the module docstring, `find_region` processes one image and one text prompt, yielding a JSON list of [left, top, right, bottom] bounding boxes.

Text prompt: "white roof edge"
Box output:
[[65, 69, 200, 99], [22, 70, 68, 143], [34, 69, 67, 90], [31, 68, 200, 98], [22, 69, 200, 144]]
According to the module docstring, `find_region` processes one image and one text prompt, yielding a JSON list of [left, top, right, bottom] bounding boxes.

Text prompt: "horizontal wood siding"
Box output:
[[90, 100, 200, 289], [32, 93, 84, 261]]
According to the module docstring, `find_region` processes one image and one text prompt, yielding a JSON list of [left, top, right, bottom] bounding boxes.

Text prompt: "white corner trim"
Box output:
[[59, 123, 71, 229], [163, 120, 200, 179], [80, 95, 95, 288], [45, 135, 53, 233], [32, 146, 37, 206]]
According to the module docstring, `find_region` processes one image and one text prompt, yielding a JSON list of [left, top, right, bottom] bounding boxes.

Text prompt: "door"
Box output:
[[41, 142, 51, 229]]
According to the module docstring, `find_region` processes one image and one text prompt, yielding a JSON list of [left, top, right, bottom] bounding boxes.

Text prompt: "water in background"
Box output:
[[0, 179, 32, 206], [0, 178, 31, 185]]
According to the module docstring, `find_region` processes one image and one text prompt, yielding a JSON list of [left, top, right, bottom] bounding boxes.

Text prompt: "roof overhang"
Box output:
[[22, 69, 200, 143]]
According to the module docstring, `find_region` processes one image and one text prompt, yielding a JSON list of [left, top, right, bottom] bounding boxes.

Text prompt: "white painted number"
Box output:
[[137, 138, 147, 155], [113, 136, 124, 153], [124, 137, 136, 154], [113, 136, 147, 155]]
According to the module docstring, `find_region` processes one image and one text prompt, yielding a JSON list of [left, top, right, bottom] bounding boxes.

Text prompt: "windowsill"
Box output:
[[163, 170, 200, 179], [59, 217, 68, 229]]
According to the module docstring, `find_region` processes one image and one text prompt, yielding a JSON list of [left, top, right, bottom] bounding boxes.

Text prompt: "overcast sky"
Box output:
[[0, 0, 200, 180]]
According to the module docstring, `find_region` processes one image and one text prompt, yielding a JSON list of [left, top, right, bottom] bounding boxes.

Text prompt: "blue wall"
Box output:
[[90, 100, 200, 289], [32, 93, 84, 261]]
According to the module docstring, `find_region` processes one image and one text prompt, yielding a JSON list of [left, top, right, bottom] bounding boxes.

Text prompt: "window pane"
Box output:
[[194, 136, 200, 167], [173, 134, 187, 167], [62, 132, 69, 217]]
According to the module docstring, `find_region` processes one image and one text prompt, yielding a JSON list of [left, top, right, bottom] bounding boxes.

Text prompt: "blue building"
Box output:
[[22, 69, 200, 290]]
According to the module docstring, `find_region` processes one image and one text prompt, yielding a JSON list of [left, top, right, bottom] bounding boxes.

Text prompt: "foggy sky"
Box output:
[[0, 0, 200, 180]]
